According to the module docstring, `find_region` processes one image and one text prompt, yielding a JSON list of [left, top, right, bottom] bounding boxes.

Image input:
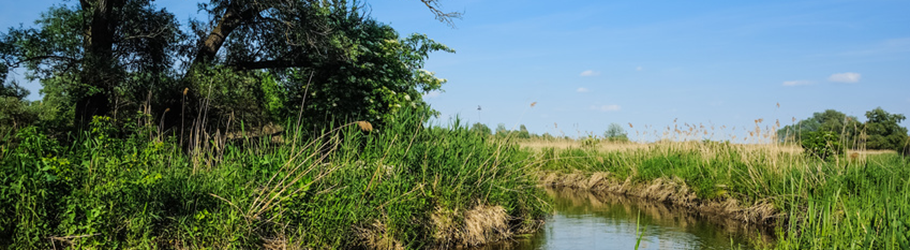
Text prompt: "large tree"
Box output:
[[864, 107, 908, 151], [2, 0, 182, 126], [1, 0, 460, 129], [778, 108, 908, 151], [777, 109, 862, 145]]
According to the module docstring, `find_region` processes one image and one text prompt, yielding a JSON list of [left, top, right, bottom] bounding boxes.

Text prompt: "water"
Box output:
[[476, 188, 771, 250]]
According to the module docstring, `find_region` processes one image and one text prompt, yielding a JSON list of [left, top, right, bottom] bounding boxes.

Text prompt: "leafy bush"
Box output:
[[801, 130, 844, 160]]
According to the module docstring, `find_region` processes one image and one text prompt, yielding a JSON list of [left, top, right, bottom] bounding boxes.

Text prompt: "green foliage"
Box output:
[[495, 123, 508, 137], [518, 124, 530, 139], [285, 16, 453, 129], [779, 108, 909, 151], [778, 109, 862, 145], [187, 66, 272, 128], [604, 122, 629, 142], [864, 107, 908, 151], [260, 73, 286, 121], [0, 81, 28, 100], [3, 0, 452, 133], [0, 109, 548, 248], [0, 97, 62, 136], [800, 130, 844, 160], [470, 122, 492, 135]]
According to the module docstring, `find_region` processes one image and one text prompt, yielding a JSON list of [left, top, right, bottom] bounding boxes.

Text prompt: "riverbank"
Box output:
[[0, 114, 550, 249], [474, 186, 761, 250], [524, 140, 910, 249], [538, 171, 779, 232]]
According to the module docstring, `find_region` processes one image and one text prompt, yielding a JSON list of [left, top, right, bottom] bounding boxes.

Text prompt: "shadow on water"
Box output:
[[473, 188, 775, 250]]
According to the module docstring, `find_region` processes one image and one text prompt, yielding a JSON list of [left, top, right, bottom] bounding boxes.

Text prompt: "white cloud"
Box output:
[[576, 87, 589, 93], [580, 70, 600, 77], [636, 66, 643, 71], [423, 90, 441, 98], [782, 80, 814, 86], [828, 72, 861, 83], [590, 104, 621, 112]]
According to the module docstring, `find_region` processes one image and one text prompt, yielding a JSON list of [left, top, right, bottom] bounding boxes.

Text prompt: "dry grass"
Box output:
[[356, 220, 405, 250], [431, 203, 511, 247]]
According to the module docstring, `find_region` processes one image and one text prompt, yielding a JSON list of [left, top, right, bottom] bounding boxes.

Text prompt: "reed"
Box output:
[[527, 119, 910, 249], [0, 109, 549, 249]]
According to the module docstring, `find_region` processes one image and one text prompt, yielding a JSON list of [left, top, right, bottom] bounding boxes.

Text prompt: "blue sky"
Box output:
[[3, 0, 909, 141]]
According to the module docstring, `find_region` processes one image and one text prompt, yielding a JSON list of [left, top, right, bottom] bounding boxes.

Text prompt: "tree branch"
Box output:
[[13, 55, 80, 67], [419, 0, 462, 27]]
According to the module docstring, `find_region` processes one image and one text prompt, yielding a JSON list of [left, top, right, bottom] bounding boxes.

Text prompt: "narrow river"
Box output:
[[475, 188, 771, 250]]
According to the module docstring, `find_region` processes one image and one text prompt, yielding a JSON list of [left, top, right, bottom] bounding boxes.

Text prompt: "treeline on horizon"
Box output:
[[469, 122, 631, 142], [777, 108, 909, 154], [472, 107, 910, 156]]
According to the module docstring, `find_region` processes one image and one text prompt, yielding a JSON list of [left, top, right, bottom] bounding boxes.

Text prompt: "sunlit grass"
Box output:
[[0, 110, 550, 249], [527, 122, 910, 249]]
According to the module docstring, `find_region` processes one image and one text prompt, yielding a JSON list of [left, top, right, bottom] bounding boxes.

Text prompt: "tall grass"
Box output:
[[529, 126, 910, 249], [0, 109, 549, 249]]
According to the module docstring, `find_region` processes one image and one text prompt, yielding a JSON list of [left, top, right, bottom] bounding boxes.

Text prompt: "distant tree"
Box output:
[[470, 122, 491, 136], [518, 124, 530, 139], [777, 109, 862, 146], [604, 123, 629, 142], [541, 132, 554, 141], [495, 123, 508, 137], [864, 107, 908, 151]]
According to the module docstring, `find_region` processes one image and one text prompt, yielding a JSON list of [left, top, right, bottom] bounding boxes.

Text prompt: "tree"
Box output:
[[604, 122, 628, 142], [0, 81, 28, 100], [518, 124, 530, 139], [777, 109, 861, 146], [495, 123, 508, 137], [283, 17, 452, 129], [2, 1, 182, 126], [1, 0, 460, 130], [864, 107, 908, 151], [470, 122, 491, 136], [541, 132, 554, 141]]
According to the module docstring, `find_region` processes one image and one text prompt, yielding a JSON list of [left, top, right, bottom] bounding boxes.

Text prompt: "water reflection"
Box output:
[[474, 188, 771, 250]]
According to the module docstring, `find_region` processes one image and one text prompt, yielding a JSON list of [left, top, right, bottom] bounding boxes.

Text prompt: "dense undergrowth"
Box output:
[[0, 111, 549, 249], [531, 141, 910, 249]]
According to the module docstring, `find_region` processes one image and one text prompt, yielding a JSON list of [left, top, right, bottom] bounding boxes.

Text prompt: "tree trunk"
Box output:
[[190, 4, 256, 69], [76, 0, 124, 127]]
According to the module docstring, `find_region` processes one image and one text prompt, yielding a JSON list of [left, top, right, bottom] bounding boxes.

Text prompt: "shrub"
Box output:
[[801, 130, 844, 160]]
